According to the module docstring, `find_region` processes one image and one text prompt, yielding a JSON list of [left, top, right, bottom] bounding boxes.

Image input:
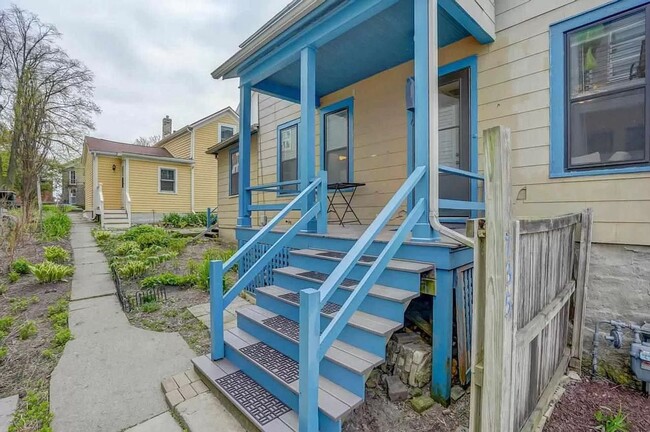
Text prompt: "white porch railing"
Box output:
[[98, 183, 105, 228]]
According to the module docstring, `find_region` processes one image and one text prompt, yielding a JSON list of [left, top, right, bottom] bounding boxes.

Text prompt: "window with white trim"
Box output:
[[69, 170, 76, 185], [229, 149, 239, 196], [278, 121, 298, 193], [323, 107, 351, 183], [219, 125, 235, 142], [566, 6, 649, 170], [159, 168, 177, 193]]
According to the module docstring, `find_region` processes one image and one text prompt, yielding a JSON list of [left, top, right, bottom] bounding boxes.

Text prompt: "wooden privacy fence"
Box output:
[[469, 126, 593, 432]]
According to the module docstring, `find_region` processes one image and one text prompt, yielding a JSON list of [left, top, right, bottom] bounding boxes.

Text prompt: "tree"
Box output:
[[0, 5, 100, 220], [133, 135, 161, 147]]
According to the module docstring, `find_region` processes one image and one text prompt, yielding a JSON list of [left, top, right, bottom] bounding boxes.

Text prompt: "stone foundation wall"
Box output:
[[582, 243, 650, 384]]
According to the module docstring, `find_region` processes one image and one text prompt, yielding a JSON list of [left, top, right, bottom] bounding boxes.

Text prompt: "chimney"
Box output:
[[162, 115, 172, 137]]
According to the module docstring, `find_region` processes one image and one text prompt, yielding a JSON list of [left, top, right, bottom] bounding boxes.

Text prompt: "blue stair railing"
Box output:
[[438, 165, 485, 218], [298, 166, 427, 432], [206, 207, 218, 231], [210, 171, 328, 360]]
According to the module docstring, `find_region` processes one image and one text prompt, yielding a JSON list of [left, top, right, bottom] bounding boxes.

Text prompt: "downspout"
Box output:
[[190, 126, 195, 213], [426, 1, 474, 248]]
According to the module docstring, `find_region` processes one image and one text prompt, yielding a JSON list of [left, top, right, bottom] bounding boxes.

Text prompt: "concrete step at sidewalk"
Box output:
[[124, 412, 182, 432]]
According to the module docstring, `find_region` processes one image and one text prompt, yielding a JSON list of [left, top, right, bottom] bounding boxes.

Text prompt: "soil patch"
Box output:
[[544, 378, 650, 432], [343, 382, 469, 432]]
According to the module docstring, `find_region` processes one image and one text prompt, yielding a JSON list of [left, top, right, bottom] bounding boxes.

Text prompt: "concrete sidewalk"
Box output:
[[50, 214, 194, 432]]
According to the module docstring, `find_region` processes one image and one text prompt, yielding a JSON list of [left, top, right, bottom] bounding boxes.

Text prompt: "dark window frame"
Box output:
[[277, 119, 299, 195], [229, 147, 239, 196]]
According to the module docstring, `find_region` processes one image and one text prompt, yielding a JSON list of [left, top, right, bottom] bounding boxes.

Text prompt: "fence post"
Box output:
[[210, 260, 224, 360], [570, 208, 593, 370], [317, 170, 328, 234], [299, 288, 319, 432], [476, 126, 515, 432], [469, 218, 486, 432], [206, 208, 211, 232]]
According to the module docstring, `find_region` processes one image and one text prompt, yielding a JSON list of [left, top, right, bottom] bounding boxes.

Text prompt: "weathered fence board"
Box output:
[[469, 126, 593, 432]]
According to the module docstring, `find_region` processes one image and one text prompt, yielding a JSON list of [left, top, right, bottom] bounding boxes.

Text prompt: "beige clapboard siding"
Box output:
[[194, 122, 219, 211], [97, 156, 122, 209], [128, 159, 191, 213], [162, 132, 191, 159], [84, 148, 93, 211]]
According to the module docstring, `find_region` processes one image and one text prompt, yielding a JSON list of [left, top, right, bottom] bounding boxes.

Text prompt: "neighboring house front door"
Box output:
[[69, 187, 77, 204]]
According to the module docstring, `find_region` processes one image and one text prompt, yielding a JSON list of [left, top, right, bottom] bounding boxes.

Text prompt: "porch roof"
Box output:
[[213, 0, 476, 102]]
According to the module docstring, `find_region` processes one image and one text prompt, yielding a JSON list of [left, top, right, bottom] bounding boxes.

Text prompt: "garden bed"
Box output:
[[0, 207, 74, 431], [544, 378, 649, 432], [93, 226, 237, 354]]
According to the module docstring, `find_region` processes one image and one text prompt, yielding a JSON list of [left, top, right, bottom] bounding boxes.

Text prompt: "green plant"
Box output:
[[48, 298, 69, 317], [0, 346, 7, 361], [52, 328, 73, 347], [0, 316, 14, 332], [41, 209, 72, 240], [10, 297, 30, 313], [44, 245, 70, 263], [595, 408, 629, 432], [0, 284, 6, 295], [11, 257, 31, 275], [7, 271, 19, 283], [29, 261, 74, 283], [140, 301, 161, 313], [114, 240, 140, 256], [141, 272, 195, 289], [116, 260, 149, 279], [92, 229, 112, 242], [41, 349, 55, 360], [18, 320, 37, 340], [8, 388, 53, 432]]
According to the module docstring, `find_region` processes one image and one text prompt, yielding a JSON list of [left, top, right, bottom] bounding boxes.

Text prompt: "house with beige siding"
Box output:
[[196, 1, 650, 430], [82, 107, 238, 228]]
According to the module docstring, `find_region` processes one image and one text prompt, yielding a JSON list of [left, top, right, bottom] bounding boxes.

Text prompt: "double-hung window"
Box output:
[[551, 2, 650, 176], [278, 120, 299, 194], [229, 148, 239, 196], [322, 98, 353, 184], [159, 168, 177, 193], [69, 170, 76, 185]]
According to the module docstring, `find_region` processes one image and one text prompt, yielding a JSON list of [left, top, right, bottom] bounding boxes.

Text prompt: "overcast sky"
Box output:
[[1, 0, 289, 143]]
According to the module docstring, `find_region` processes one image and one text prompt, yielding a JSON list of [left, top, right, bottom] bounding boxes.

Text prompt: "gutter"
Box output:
[[90, 151, 194, 165]]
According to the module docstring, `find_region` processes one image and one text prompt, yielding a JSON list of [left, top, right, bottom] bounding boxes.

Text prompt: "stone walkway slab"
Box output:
[[0, 395, 18, 432], [124, 412, 182, 432], [187, 296, 252, 330], [176, 393, 245, 432], [50, 214, 195, 432]]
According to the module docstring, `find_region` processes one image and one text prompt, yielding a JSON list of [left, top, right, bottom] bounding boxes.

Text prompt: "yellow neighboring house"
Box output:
[[83, 107, 239, 229]]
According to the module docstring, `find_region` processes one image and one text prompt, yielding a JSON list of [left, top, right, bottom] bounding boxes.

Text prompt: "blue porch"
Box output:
[[200, 0, 492, 430]]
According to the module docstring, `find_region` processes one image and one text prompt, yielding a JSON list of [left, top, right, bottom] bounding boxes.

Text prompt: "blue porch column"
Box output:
[[237, 82, 252, 227], [299, 46, 317, 233], [412, 0, 437, 241]]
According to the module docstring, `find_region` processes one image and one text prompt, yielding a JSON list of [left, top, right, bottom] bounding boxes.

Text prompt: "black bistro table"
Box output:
[[327, 182, 365, 226]]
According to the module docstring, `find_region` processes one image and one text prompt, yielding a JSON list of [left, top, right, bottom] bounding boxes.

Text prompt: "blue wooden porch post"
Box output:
[[238, 82, 252, 227], [210, 260, 224, 360], [412, 0, 436, 241], [298, 289, 319, 431], [299, 46, 317, 233]]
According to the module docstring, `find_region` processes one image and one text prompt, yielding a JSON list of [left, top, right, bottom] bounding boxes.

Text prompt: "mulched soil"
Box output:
[[343, 382, 469, 432], [0, 234, 72, 399], [544, 378, 650, 432]]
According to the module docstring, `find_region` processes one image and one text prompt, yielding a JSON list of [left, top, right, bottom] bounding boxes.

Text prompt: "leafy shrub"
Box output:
[[141, 273, 195, 289], [8, 271, 19, 283], [30, 261, 75, 283], [44, 246, 70, 263], [48, 298, 68, 317], [204, 247, 236, 264], [92, 229, 112, 242], [116, 260, 149, 279], [41, 210, 72, 240], [11, 257, 31, 275], [10, 297, 30, 313], [41, 349, 55, 360], [135, 231, 170, 248], [0, 316, 14, 332], [114, 241, 140, 256], [162, 213, 183, 227], [8, 389, 53, 432], [18, 321, 37, 340], [595, 408, 629, 432], [162, 212, 212, 228], [0, 346, 6, 361], [52, 328, 73, 347], [0, 284, 6, 295]]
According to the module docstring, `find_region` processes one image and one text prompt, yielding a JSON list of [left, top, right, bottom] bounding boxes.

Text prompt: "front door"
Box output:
[[438, 67, 471, 218]]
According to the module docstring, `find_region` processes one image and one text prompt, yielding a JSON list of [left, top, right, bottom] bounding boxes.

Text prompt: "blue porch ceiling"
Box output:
[[254, 0, 469, 101]]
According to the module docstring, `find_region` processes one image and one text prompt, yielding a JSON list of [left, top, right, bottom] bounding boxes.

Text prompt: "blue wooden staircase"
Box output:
[[192, 168, 472, 431]]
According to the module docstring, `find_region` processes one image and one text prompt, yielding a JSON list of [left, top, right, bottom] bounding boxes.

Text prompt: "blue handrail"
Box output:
[[298, 167, 427, 431], [210, 171, 328, 361]]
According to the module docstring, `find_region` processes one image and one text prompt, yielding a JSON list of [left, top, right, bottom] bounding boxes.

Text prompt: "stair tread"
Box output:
[[238, 305, 383, 375], [192, 355, 298, 432], [258, 285, 402, 337], [225, 328, 363, 421], [274, 266, 419, 302], [290, 248, 435, 273]]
